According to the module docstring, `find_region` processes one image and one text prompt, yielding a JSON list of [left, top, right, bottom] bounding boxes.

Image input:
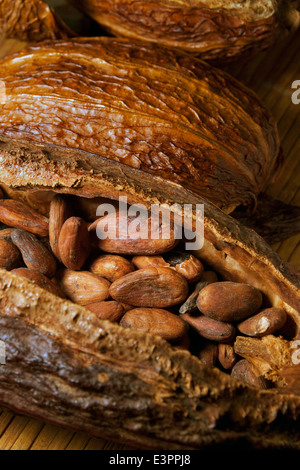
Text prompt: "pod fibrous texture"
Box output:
[[71, 0, 300, 61], [0, 37, 281, 213], [0, 0, 75, 42]]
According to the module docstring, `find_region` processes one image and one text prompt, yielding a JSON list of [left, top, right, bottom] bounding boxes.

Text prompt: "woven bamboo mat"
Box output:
[[0, 23, 299, 450]]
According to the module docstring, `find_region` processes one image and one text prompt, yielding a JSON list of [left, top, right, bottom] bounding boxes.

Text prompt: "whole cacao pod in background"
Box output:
[[0, 0, 76, 42], [0, 0, 300, 63], [71, 0, 300, 62], [0, 37, 281, 214]]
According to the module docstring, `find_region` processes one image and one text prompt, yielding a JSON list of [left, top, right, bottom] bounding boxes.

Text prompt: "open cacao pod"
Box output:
[[0, 37, 282, 214], [0, 135, 299, 449], [71, 0, 300, 61]]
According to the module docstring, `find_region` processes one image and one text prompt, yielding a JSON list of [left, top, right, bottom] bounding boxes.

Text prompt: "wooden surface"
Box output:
[[0, 25, 299, 450]]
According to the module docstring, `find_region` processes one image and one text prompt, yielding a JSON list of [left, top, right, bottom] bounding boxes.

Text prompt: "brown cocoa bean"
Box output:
[[201, 271, 218, 283], [121, 303, 135, 312], [89, 254, 135, 282], [88, 211, 179, 255], [75, 196, 119, 222], [179, 271, 219, 315], [0, 228, 14, 240], [109, 267, 188, 308], [10, 229, 57, 278], [49, 194, 73, 261], [85, 300, 124, 322], [231, 359, 268, 389], [172, 333, 191, 351], [163, 251, 204, 283], [0, 239, 22, 270], [132, 255, 169, 269], [198, 341, 219, 368], [237, 308, 287, 337], [134, 253, 204, 283], [181, 314, 236, 343], [0, 199, 49, 237], [57, 269, 111, 305], [58, 217, 91, 270], [120, 307, 188, 342], [197, 281, 263, 322], [179, 281, 209, 315], [23, 190, 56, 217], [11, 267, 65, 298], [218, 343, 238, 371]]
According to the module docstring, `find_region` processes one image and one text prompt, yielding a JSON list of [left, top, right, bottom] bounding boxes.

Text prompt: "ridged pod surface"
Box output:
[[0, 37, 281, 213], [0, 0, 75, 42], [71, 0, 300, 61]]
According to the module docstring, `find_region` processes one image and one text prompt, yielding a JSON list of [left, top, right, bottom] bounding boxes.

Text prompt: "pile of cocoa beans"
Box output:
[[0, 194, 288, 390]]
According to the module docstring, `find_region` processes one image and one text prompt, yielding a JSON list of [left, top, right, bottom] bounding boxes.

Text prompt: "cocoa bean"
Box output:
[[201, 271, 218, 283], [0, 228, 14, 241], [179, 281, 209, 315], [181, 314, 236, 343], [237, 308, 287, 337], [198, 341, 219, 368], [120, 307, 188, 342], [89, 211, 179, 255], [58, 216, 91, 270], [163, 251, 204, 283], [0, 238, 22, 270], [231, 359, 268, 389], [11, 229, 57, 278], [218, 343, 238, 371], [197, 282, 263, 322], [109, 267, 188, 308], [11, 267, 65, 298], [132, 255, 169, 269], [49, 194, 73, 261], [57, 269, 111, 305], [85, 300, 124, 322], [0, 199, 49, 237], [89, 254, 135, 282]]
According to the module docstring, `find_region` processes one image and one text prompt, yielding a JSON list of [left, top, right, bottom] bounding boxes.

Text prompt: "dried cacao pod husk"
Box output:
[[232, 193, 300, 245], [0, 37, 281, 214], [1, 273, 300, 450], [0, 136, 299, 449], [71, 0, 300, 62], [0, 0, 75, 42]]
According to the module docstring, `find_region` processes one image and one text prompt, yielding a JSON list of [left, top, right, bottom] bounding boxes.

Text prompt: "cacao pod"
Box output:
[[71, 0, 300, 61], [0, 0, 75, 42], [0, 136, 299, 449], [0, 37, 281, 214]]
